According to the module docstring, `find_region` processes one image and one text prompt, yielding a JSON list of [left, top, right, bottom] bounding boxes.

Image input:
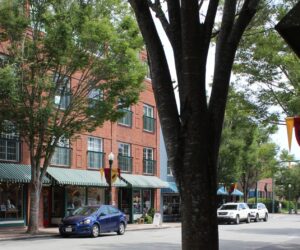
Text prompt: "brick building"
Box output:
[[0, 49, 167, 227]]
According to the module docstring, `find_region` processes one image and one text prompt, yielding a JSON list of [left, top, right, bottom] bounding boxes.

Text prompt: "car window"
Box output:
[[248, 204, 257, 209], [239, 204, 244, 209], [220, 204, 237, 210], [99, 206, 109, 216], [72, 206, 98, 216], [108, 206, 120, 214]]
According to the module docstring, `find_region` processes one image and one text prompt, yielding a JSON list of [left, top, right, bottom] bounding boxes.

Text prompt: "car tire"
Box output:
[[91, 224, 100, 238], [263, 213, 268, 222], [255, 213, 259, 222], [117, 222, 125, 235], [246, 214, 250, 223], [235, 215, 240, 225]]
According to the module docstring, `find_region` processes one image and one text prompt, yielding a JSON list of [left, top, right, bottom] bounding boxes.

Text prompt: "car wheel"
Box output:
[[91, 224, 100, 238], [246, 214, 250, 223], [263, 213, 268, 222], [255, 213, 259, 222], [235, 215, 240, 225], [117, 222, 125, 235]]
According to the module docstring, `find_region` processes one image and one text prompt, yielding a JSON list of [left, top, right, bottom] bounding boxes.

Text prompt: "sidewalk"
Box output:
[[0, 222, 181, 241]]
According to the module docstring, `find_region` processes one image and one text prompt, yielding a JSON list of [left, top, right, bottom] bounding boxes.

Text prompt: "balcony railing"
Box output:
[[143, 159, 156, 175], [51, 146, 72, 167], [0, 138, 21, 162], [118, 155, 133, 173], [143, 115, 155, 132], [87, 151, 105, 169]]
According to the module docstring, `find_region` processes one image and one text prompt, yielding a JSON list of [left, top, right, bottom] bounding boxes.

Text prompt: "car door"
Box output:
[[97, 205, 111, 233], [108, 206, 120, 231], [239, 204, 247, 219]]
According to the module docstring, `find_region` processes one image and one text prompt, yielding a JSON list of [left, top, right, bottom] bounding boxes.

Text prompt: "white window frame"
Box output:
[[87, 137, 103, 169]]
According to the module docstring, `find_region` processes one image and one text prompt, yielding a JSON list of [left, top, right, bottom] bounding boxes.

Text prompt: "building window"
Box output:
[[0, 122, 20, 162], [143, 60, 151, 79], [118, 142, 132, 172], [118, 106, 133, 127], [66, 186, 86, 215], [167, 162, 173, 176], [88, 88, 104, 108], [87, 188, 104, 205], [143, 148, 156, 175], [87, 137, 104, 169], [54, 74, 71, 110], [143, 104, 155, 132], [0, 183, 24, 221], [51, 137, 71, 166]]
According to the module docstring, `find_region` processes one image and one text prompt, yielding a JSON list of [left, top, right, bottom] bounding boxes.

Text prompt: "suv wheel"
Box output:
[[255, 213, 259, 222], [246, 214, 250, 223], [235, 215, 240, 224], [263, 213, 268, 222]]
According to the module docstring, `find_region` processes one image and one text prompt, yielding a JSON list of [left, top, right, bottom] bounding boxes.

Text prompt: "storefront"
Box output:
[[120, 173, 168, 223], [0, 163, 50, 227], [47, 166, 126, 225], [161, 182, 181, 222]]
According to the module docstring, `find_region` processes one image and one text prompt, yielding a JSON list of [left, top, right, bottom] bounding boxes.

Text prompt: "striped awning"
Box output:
[[0, 163, 50, 184], [121, 173, 169, 188], [47, 167, 127, 187], [162, 182, 179, 193]]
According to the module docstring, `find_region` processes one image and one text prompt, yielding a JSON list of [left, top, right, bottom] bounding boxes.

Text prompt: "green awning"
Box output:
[[47, 167, 127, 187], [0, 163, 50, 184], [121, 173, 169, 188]]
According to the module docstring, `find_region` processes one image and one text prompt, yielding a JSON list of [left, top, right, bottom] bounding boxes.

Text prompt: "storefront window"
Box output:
[[66, 186, 86, 212], [87, 188, 104, 205], [0, 183, 23, 221], [142, 189, 151, 214], [163, 194, 180, 217], [133, 189, 142, 214]]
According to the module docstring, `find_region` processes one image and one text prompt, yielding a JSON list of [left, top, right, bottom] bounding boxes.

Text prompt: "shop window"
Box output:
[[66, 186, 86, 214], [87, 187, 104, 205], [133, 189, 142, 214], [163, 194, 181, 221], [142, 189, 151, 214], [87, 137, 104, 169], [0, 183, 23, 221]]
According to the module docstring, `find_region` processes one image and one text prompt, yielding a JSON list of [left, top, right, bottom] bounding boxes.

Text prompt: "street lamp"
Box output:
[[288, 183, 292, 214], [108, 152, 114, 205]]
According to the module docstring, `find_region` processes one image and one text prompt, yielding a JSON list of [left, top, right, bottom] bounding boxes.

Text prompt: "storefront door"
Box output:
[[43, 188, 51, 227]]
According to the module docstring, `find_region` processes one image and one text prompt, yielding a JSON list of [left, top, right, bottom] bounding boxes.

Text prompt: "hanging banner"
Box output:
[[294, 117, 300, 146], [286, 117, 294, 151], [104, 168, 120, 184]]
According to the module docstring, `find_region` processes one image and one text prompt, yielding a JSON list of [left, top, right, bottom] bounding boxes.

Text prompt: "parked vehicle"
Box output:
[[247, 203, 268, 222], [59, 205, 127, 237], [217, 202, 251, 224]]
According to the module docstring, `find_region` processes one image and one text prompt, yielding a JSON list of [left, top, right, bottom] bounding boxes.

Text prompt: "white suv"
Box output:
[[217, 202, 251, 224], [247, 203, 268, 222]]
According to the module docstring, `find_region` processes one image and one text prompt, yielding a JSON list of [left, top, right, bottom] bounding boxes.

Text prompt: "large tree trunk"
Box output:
[[27, 179, 42, 234]]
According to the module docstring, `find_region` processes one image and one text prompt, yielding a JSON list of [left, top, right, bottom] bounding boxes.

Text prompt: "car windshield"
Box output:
[[72, 206, 99, 216], [248, 204, 257, 209], [220, 204, 237, 210]]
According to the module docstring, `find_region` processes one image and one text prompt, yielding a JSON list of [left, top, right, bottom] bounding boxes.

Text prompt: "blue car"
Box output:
[[59, 205, 127, 237]]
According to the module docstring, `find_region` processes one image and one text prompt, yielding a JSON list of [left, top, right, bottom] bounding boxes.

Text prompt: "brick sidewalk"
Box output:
[[0, 223, 181, 241]]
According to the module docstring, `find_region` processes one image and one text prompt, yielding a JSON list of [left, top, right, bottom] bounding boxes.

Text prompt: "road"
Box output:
[[1, 214, 300, 250]]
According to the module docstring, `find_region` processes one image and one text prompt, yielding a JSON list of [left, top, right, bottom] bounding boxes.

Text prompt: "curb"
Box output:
[[0, 224, 181, 241]]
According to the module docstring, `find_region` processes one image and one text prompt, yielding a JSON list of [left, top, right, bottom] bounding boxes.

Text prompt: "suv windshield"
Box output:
[[247, 204, 257, 209], [220, 204, 237, 210], [72, 206, 98, 216]]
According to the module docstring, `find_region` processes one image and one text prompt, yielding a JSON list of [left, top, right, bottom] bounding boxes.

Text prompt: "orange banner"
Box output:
[[286, 117, 294, 151]]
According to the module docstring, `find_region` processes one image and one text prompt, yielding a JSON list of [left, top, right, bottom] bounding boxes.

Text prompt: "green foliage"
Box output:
[[147, 207, 155, 218], [143, 214, 153, 224], [218, 86, 278, 188], [0, 0, 146, 163], [234, 0, 300, 118]]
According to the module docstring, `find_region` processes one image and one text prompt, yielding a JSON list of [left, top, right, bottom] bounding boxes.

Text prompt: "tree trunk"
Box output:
[[27, 180, 42, 234]]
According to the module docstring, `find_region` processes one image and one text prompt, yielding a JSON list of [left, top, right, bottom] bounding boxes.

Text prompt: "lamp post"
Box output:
[[288, 183, 292, 214], [108, 152, 114, 205]]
